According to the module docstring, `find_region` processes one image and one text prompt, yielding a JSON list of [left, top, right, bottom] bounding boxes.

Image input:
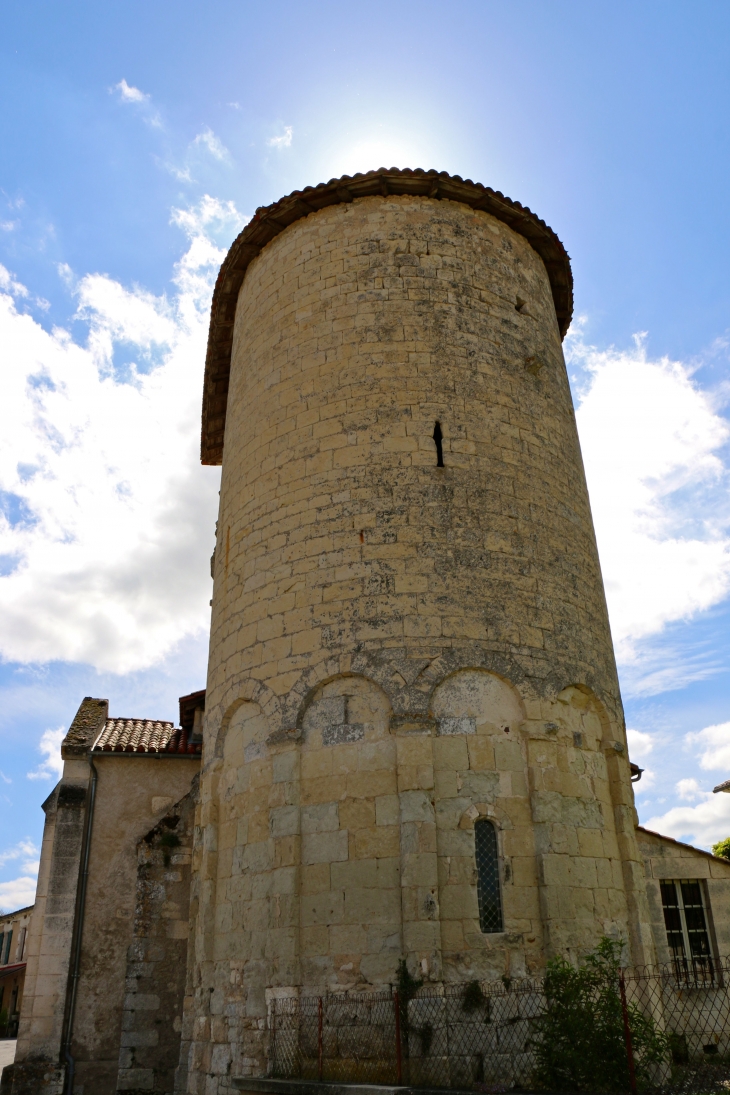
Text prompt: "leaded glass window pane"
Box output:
[[660, 880, 685, 961], [475, 819, 503, 933]]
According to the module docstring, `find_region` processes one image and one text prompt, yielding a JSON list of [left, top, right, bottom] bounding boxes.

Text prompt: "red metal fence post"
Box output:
[[394, 989, 403, 1085], [271, 997, 277, 1076], [318, 997, 323, 1081], [619, 969, 638, 1095]]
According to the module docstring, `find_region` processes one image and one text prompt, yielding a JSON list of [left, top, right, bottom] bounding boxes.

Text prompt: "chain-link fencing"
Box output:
[[268, 958, 730, 1093]]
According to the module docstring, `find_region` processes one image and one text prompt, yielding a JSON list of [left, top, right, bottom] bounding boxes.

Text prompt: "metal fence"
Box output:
[[269, 958, 730, 1094]]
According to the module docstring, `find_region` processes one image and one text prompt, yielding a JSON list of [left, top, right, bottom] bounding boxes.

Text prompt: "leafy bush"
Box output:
[[532, 938, 668, 1092], [712, 836, 730, 861], [462, 980, 487, 1014], [395, 958, 422, 1043]]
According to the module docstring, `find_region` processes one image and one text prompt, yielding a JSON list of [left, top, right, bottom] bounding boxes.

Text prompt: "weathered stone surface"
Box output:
[[637, 826, 730, 963], [115, 786, 197, 1095], [184, 188, 654, 1093]]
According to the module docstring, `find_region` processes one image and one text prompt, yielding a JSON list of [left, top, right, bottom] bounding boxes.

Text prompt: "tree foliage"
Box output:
[[712, 836, 730, 861], [532, 938, 668, 1092]]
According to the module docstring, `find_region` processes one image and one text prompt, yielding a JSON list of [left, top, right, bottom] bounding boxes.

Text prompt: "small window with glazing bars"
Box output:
[[475, 818, 503, 933], [660, 879, 715, 983]]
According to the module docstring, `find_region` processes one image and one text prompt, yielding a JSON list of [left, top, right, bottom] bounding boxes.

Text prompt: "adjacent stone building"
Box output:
[[3, 694, 202, 1095], [4, 169, 730, 1095], [0, 905, 32, 1038]]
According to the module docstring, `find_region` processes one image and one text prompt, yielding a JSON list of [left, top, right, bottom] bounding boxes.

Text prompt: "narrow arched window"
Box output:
[[475, 819, 503, 933]]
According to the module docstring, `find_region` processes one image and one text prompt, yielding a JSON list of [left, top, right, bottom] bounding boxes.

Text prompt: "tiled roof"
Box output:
[[93, 719, 202, 755]]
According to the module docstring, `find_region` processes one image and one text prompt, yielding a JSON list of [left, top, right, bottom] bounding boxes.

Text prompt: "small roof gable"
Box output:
[[62, 697, 109, 758]]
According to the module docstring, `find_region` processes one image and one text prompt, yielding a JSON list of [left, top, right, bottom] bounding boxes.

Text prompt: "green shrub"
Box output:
[[462, 979, 487, 1014], [532, 937, 668, 1092], [712, 836, 730, 861]]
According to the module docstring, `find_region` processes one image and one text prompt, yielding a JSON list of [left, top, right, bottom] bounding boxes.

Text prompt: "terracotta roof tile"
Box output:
[[93, 719, 202, 755]]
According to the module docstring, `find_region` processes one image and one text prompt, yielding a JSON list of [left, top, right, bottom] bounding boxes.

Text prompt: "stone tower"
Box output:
[[189, 169, 654, 1088]]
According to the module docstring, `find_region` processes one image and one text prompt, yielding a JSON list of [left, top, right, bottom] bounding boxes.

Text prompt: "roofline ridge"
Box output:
[[105, 717, 175, 725]]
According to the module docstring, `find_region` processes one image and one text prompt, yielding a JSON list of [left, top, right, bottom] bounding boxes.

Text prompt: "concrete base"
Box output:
[[231, 1082, 508, 1095], [231, 1082, 588, 1095]]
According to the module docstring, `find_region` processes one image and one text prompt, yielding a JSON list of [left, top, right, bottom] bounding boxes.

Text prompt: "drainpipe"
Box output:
[[61, 752, 98, 1095]]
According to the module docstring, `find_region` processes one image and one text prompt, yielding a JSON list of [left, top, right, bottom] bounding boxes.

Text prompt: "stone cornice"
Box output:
[[201, 168, 574, 465]]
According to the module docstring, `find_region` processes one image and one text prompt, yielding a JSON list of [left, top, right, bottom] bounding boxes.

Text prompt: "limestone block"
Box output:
[[399, 790, 435, 824], [301, 802, 339, 833], [375, 794, 399, 826]]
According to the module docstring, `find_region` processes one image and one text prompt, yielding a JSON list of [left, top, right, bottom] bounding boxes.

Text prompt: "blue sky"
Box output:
[[1, 0, 730, 909]]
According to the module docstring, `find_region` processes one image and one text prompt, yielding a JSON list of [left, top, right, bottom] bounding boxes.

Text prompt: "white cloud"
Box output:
[[570, 329, 730, 663], [267, 126, 293, 149], [632, 768, 655, 794], [626, 728, 655, 759], [0, 839, 40, 912], [677, 777, 703, 801], [0, 196, 246, 672], [112, 79, 161, 127], [645, 792, 730, 850], [0, 264, 29, 299], [27, 727, 65, 781], [193, 128, 229, 162], [164, 163, 194, 183], [0, 877, 37, 913], [686, 720, 730, 772], [57, 262, 74, 288], [618, 637, 725, 698], [0, 839, 39, 871], [0, 221, 17, 233], [114, 78, 149, 104]]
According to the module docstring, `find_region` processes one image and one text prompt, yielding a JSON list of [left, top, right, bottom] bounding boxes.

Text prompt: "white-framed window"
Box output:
[[660, 879, 714, 981]]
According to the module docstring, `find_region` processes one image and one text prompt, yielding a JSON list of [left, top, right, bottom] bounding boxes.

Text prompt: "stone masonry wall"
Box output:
[[116, 784, 197, 1095], [637, 827, 730, 964], [3, 696, 109, 1095], [187, 193, 654, 1095]]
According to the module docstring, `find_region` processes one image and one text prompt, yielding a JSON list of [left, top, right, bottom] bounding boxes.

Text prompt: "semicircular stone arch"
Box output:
[[299, 672, 392, 743], [297, 673, 399, 994], [207, 678, 281, 760], [429, 669, 534, 983], [555, 683, 614, 746], [430, 667, 525, 735]]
